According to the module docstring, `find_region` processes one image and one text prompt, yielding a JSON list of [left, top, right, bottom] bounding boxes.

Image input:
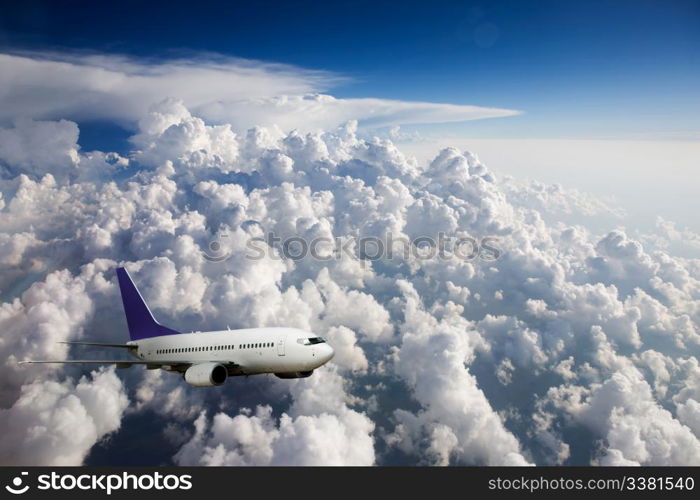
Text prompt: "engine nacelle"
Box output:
[[274, 370, 314, 379], [184, 362, 228, 387]]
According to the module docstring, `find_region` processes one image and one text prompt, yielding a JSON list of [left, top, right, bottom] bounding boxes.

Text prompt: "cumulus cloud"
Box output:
[[0, 118, 80, 179], [553, 365, 700, 465], [1, 97, 698, 467], [0, 368, 128, 465], [175, 369, 375, 465], [386, 281, 531, 465]]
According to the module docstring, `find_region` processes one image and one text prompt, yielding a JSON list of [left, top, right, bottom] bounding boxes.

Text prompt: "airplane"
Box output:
[[21, 267, 334, 386]]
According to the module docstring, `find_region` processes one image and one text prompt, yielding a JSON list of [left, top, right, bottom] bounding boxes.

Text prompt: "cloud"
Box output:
[[175, 369, 375, 465], [386, 281, 532, 465], [0, 52, 519, 132], [573, 366, 700, 465], [0, 265, 110, 405], [0, 118, 80, 179], [0, 368, 128, 466], [1, 99, 698, 467]]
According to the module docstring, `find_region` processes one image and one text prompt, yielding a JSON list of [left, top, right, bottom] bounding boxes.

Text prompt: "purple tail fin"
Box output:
[[116, 267, 180, 341]]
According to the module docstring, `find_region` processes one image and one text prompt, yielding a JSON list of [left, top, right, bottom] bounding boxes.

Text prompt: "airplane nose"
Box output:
[[322, 344, 334, 364]]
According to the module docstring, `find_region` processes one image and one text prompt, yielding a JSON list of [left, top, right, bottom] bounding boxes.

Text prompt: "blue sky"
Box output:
[[2, 0, 698, 140]]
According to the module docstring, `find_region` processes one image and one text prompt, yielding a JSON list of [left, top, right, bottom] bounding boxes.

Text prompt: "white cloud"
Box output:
[[175, 369, 375, 465], [1, 99, 698, 467], [0, 265, 107, 405], [577, 367, 700, 465], [400, 137, 700, 233], [388, 281, 531, 465], [0, 118, 80, 179], [0, 52, 518, 133], [0, 368, 128, 465]]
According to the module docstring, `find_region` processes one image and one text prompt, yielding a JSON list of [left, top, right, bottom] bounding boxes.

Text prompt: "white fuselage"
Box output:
[[130, 327, 333, 375]]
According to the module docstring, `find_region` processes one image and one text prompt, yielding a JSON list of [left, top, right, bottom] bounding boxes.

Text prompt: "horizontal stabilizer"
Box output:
[[19, 360, 185, 368], [59, 341, 134, 348], [20, 360, 142, 366]]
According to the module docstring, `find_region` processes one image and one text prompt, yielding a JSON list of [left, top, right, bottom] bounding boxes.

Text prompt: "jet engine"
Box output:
[[274, 370, 314, 379], [184, 362, 228, 386]]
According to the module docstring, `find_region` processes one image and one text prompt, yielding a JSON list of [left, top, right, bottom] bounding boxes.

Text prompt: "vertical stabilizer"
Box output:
[[116, 267, 180, 341]]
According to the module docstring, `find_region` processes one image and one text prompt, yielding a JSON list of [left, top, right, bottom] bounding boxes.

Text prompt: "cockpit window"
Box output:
[[297, 336, 327, 345]]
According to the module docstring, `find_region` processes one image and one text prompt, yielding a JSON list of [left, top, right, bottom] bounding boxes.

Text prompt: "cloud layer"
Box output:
[[0, 52, 519, 132], [0, 96, 698, 466]]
